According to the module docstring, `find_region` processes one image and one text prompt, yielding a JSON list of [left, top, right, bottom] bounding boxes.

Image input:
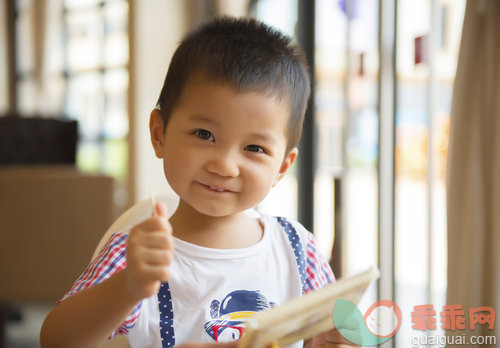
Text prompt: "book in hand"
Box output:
[[237, 266, 380, 348]]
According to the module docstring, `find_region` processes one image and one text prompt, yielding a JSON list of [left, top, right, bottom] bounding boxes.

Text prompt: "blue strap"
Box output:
[[276, 217, 307, 294], [158, 282, 175, 347]]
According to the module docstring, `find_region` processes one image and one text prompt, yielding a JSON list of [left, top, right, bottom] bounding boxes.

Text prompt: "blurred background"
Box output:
[[1, 0, 498, 347]]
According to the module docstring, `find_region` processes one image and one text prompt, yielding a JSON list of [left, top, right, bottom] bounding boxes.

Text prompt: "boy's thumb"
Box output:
[[154, 201, 169, 220]]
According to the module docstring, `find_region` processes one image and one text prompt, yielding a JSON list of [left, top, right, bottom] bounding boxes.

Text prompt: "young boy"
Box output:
[[41, 17, 354, 348]]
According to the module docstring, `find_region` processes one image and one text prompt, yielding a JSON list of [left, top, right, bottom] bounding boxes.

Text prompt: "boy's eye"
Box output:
[[244, 144, 265, 153], [194, 129, 214, 141]]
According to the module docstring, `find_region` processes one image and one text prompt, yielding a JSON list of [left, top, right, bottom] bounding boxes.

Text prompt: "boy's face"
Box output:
[[150, 75, 297, 217]]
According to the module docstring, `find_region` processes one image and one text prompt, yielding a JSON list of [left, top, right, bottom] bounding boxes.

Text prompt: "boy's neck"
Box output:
[[169, 200, 263, 249]]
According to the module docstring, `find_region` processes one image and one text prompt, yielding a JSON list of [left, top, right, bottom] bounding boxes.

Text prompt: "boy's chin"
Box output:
[[183, 201, 233, 217], [186, 200, 250, 218]]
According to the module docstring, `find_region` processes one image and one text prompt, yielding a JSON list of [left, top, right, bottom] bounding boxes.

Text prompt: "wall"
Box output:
[[132, 0, 188, 203]]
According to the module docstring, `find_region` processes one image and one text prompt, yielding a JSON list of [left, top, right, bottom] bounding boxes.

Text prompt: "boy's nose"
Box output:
[[205, 151, 240, 178]]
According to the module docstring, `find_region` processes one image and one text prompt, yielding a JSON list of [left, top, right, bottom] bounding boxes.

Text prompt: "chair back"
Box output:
[[91, 195, 179, 260]]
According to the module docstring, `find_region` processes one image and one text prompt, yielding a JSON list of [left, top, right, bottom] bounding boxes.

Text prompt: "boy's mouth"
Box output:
[[198, 182, 233, 193]]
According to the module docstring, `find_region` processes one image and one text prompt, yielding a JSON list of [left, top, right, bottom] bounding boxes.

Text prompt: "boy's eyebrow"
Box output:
[[250, 132, 278, 144], [187, 114, 219, 125]]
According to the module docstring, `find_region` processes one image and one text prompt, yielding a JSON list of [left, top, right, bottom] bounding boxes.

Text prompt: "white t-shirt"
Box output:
[[61, 214, 335, 347]]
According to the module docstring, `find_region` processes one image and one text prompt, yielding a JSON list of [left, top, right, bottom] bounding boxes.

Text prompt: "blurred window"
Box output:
[[394, 0, 465, 345], [13, 0, 130, 206], [316, 0, 380, 313]]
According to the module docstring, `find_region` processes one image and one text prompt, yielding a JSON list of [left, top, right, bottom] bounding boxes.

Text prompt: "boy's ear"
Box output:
[[272, 147, 298, 187], [150, 109, 166, 158]]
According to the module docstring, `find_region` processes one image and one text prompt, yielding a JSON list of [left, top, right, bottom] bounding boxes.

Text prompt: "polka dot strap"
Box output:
[[158, 282, 175, 347], [276, 217, 307, 294]]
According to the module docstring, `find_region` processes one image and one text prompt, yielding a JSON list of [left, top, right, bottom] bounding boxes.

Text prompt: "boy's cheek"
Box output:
[[163, 151, 195, 173]]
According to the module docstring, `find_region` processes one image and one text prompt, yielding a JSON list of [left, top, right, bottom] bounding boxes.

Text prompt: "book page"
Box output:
[[238, 266, 380, 348]]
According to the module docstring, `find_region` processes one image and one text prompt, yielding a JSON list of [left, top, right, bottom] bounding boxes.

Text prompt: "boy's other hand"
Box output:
[[174, 342, 277, 348], [124, 201, 174, 302], [306, 328, 360, 348], [175, 342, 238, 348]]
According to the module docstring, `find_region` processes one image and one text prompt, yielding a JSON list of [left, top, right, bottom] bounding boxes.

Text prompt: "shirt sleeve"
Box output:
[[304, 232, 335, 294], [57, 231, 142, 338]]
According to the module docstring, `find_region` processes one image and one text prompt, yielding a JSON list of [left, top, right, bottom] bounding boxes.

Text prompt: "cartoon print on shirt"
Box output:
[[204, 290, 276, 342]]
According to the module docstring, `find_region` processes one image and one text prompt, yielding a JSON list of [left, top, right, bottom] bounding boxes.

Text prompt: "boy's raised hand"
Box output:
[[124, 201, 174, 302]]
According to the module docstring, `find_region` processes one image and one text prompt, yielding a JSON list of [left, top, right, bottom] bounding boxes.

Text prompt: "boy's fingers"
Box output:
[[323, 329, 343, 342], [141, 264, 171, 283], [211, 343, 238, 348], [176, 342, 238, 348], [134, 218, 172, 236], [322, 329, 360, 346], [140, 248, 173, 266], [141, 231, 173, 249]]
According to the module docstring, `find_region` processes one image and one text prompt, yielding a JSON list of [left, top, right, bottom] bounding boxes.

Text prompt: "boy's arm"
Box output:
[[40, 269, 140, 347], [40, 202, 173, 347]]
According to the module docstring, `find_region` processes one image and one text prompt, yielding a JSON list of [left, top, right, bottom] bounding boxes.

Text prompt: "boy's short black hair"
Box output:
[[155, 16, 310, 153]]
